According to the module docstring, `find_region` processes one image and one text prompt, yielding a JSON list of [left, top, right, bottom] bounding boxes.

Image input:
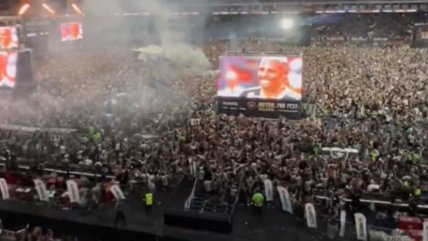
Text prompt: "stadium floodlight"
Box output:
[[279, 18, 295, 30], [72, 3, 82, 14], [42, 3, 56, 15], [18, 3, 30, 16]]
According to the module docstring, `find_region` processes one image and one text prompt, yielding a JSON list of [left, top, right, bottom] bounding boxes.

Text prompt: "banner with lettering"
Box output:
[[305, 203, 317, 228], [110, 184, 125, 200], [33, 179, 49, 201], [354, 213, 367, 241], [277, 186, 293, 213], [216, 97, 301, 119], [0, 178, 10, 200], [66, 180, 80, 204]]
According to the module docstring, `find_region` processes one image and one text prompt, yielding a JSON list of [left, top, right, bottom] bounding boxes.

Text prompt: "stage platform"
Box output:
[[0, 191, 324, 241]]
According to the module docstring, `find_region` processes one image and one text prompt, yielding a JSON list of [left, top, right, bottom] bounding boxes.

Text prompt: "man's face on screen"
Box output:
[[0, 29, 11, 49], [70, 24, 80, 39], [258, 60, 285, 90]]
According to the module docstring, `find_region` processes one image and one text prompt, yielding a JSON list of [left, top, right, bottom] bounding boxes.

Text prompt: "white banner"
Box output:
[[277, 186, 293, 213], [322, 147, 359, 159], [0, 178, 10, 200], [305, 203, 317, 228], [110, 184, 125, 200], [264, 179, 273, 202], [66, 180, 80, 204], [339, 210, 346, 237], [354, 213, 367, 241], [33, 179, 49, 201], [189, 160, 197, 178], [0, 124, 76, 134], [190, 118, 201, 126], [423, 221, 428, 241]]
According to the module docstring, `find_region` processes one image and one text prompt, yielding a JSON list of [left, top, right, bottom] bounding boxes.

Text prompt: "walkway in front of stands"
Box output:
[[0, 189, 324, 241]]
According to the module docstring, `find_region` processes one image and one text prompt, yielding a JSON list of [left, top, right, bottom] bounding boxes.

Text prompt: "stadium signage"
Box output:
[[217, 97, 301, 119]]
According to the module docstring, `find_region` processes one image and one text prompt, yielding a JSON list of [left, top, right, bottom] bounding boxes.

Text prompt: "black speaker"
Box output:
[[13, 49, 34, 98]]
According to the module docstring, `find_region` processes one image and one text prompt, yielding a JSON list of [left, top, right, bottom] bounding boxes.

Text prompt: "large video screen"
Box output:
[[60, 22, 83, 42], [0, 51, 17, 88], [217, 56, 303, 101], [0, 26, 19, 50]]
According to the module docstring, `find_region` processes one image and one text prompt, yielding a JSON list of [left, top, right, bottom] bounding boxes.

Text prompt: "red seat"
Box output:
[[404, 229, 422, 241], [399, 216, 423, 231], [104, 183, 115, 203], [47, 178, 57, 188], [4, 172, 21, 185]]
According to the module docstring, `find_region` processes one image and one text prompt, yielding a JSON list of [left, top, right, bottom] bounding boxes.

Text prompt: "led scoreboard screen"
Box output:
[[60, 22, 83, 42], [216, 55, 303, 119], [0, 51, 17, 88]]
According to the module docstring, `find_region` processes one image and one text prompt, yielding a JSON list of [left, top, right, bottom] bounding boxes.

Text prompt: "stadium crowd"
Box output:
[[0, 224, 85, 241], [0, 14, 427, 229]]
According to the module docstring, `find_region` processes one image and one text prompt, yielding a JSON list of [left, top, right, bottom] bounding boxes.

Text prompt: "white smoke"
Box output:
[[82, 0, 210, 72]]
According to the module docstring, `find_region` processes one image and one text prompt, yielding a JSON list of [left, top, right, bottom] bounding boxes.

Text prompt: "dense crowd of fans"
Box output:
[[0, 14, 427, 237], [312, 14, 417, 41]]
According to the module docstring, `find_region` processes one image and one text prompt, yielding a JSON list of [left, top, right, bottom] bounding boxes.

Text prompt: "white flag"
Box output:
[[423, 221, 428, 241], [354, 213, 367, 241], [339, 210, 346, 237], [277, 186, 293, 213], [33, 179, 49, 201], [0, 178, 10, 200], [264, 179, 273, 202], [110, 184, 125, 200], [305, 203, 317, 228], [66, 180, 80, 204]]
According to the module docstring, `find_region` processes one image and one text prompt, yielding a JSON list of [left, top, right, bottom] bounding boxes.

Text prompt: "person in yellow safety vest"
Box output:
[[410, 153, 421, 165], [145, 193, 153, 206], [370, 149, 379, 162], [404, 181, 409, 188], [252, 192, 264, 207], [415, 188, 422, 198]]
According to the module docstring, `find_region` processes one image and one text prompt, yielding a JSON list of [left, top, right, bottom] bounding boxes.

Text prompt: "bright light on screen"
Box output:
[[60, 22, 83, 42], [0, 51, 18, 88], [217, 56, 303, 100], [279, 18, 295, 30], [0, 27, 19, 50]]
